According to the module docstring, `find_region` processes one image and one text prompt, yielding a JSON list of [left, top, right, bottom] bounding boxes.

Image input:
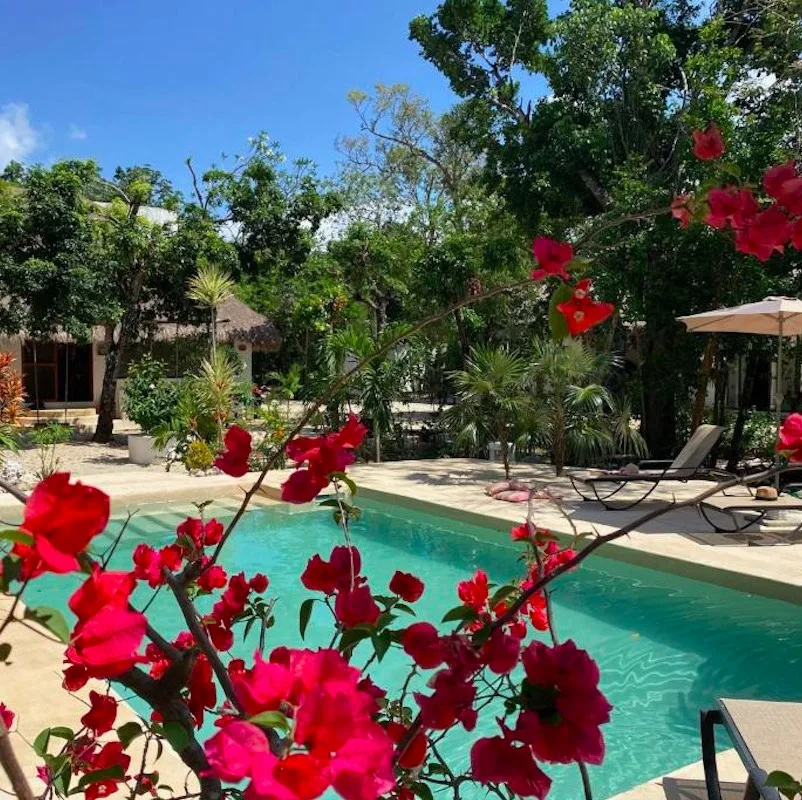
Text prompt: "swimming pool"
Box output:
[[27, 496, 802, 800]]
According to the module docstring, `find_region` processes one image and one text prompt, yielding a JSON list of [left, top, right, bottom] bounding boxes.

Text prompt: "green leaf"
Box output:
[[77, 765, 125, 789], [249, 711, 290, 734], [0, 642, 11, 663], [49, 727, 74, 741], [395, 603, 416, 616], [339, 626, 372, 653], [411, 781, 434, 800], [160, 722, 189, 753], [489, 584, 517, 608], [330, 471, 357, 496], [33, 728, 51, 757], [25, 606, 70, 643], [471, 625, 492, 647], [441, 605, 479, 624], [117, 721, 143, 748], [0, 529, 33, 546], [299, 598, 315, 640], [375, 611, 397, 631], [766, 771, 802, 798], [548, 282, 574, 341], [243, 616, 256, 641], [371, 630, 392, 662]]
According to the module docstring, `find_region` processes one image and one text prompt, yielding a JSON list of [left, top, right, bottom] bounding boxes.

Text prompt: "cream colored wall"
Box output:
[[0, 336, 23, 369]]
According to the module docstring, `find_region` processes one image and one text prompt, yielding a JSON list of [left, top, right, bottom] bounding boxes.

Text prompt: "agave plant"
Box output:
[[187, 262, 235, 359], [445, 346, 532, 478]]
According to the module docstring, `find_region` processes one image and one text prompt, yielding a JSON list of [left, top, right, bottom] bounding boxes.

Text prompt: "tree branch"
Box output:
[[0, 720, 34, 800]]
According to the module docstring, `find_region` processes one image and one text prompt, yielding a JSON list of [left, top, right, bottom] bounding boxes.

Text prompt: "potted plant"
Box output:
[[123, 354, 177, 465]]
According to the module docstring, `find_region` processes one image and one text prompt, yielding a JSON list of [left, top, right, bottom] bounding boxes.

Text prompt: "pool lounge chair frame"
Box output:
[[569, 424, 727, 510]]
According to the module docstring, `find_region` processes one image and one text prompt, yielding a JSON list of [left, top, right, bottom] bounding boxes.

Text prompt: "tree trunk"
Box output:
[[210, 306, 217, 360], [375, 426, 382, 463], [501, 438, 510, 479], [552, 408, 566, 476], [93, 268, 146, 443], [727, 351, 759, 473], [453, 308, 470, 363], [691, 337, 718, 431], [641, 328, 678, 458]]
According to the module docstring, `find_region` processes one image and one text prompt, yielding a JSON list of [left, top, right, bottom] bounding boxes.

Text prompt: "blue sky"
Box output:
[[0, 0, 552, 196]]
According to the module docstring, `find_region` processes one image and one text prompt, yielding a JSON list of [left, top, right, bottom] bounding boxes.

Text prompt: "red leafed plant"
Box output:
[[0, 352, 24, 425]]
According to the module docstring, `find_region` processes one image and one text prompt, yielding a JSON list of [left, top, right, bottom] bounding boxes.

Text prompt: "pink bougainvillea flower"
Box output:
[[281, 415, 367, 504], [471, 735, 552, 798], [334, 584, 381, 629], [531, 237, 573, 281], [402, 622, 443, 669], [214, 425, 252, 477], [557, 279, 615, 336], [389, 570, 424, 602], [205, 720, 272, 784], [415, 668, 477, 731], [692, 123, 725, 160], [514, 639, 612, 765], [80, 690, 118, 735], [0, 703, 14, 731], [301, 546, 361, 594], [67, 605, 147, 679], [670, 195, 691, 228], [457, 569, 489, 611], [11, 473, 109, 577], [777, 413, 802, 462]]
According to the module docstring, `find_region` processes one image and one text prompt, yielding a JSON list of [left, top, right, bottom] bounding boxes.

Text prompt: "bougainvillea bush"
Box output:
[[1, 126, 801, 800]]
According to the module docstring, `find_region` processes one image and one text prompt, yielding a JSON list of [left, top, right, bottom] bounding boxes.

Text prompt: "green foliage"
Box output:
[[184, 439, 215, 473], [27, 423, 73, 480], [123, 355, 177, 434], [445, 346, 532, 477]]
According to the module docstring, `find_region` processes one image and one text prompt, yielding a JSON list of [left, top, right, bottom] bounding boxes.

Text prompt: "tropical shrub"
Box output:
[[123, 355, 178, 435], [0, 352, 24, 424], [26, 422, 73, 480]]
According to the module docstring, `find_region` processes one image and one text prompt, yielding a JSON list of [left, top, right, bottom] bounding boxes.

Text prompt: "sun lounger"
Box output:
[[569, 424, 727, 510]]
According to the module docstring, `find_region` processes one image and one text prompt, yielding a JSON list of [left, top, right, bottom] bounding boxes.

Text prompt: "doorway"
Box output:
[[22, 342, 93, 408]]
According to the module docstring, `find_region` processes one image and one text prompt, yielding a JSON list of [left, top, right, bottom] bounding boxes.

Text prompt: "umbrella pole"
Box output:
[[777, 319, 784, 489]]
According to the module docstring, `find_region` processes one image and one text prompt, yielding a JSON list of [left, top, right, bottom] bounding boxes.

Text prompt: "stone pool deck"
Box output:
[[3, 456, 799, 799]]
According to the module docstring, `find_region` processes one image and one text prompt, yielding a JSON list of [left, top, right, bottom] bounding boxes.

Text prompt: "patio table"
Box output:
[[701, 698, 802, 800]]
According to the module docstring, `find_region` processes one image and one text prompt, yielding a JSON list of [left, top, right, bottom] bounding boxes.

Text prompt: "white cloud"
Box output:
[[68, 123, 87, 141], [0, 103, 39, 169]]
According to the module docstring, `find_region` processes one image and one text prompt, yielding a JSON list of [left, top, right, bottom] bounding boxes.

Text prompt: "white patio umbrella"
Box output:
[[678, 296, 802, 427], [678, 296, 802, 482]]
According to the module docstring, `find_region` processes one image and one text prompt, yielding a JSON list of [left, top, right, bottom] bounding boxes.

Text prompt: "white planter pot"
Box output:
[[128, 434, 161, 466]]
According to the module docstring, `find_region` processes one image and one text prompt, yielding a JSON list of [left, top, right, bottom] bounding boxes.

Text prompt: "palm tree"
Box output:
[[527, 337, 647, 475], [187, 263, 235, 359], [445, 346, 532, 478], [268, 364, 303, 412]]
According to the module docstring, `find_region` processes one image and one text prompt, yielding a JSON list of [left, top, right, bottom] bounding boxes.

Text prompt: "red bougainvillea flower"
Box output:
[[557, 279, 615, 337], [735, 206, 791, 261], [389, 570, 424, 602], [542, 541, 577, 575], [197, 563, 228, 593], [764, 162, 798, 198], [792, 218, 802, 251], [481, 629, 521, 675], [250, 573, 269, 593], [471, 735, 552, 798], [531, 237, 573, 281], [705, 186, 759, 230], [777, 413, 802, 462], [302, 545, 362, 594], [386, 722, 428, 769], [66, 574, 147, 680], [514, 639, 612, 765], [458, 569, 489, 611], [11, 473, 109, 577], [510, 522, 553, 544], [214, 425, 252, 477], [219, 648, 394, 800], [334, 584, 381, 628], [402, 622, 444, 669], [692, 123, 725, 160], [281, 414, 367, 504], [0, 703, 14, 731], [415, 668, 477, 731], [83, 741, 131, 800], [80, 690, 118, 735], [670, 195, 691, 228], [188, 655, 217, 728]]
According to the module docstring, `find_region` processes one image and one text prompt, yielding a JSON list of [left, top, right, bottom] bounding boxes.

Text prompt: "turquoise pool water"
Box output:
[[27, 497, 802, 800]]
